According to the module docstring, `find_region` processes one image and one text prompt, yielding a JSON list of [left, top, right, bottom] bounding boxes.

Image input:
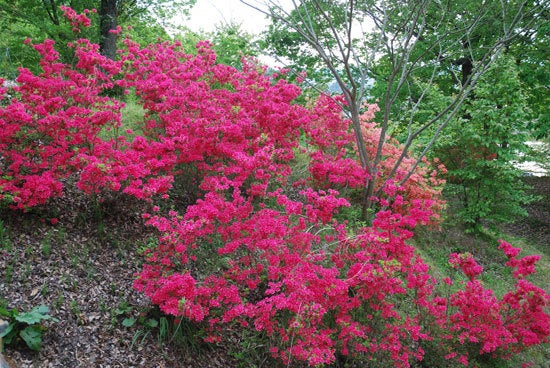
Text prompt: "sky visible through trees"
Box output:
[[185, 0, 277, 34]]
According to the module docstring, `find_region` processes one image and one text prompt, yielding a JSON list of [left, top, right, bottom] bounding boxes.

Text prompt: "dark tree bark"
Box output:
[[99, 0, 118, 59], [42, 0, 60, 25], [460, 58, 473, 87]]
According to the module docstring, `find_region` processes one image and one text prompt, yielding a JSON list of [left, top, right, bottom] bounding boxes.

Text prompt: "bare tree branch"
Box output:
[[240, 0, 543, 212]]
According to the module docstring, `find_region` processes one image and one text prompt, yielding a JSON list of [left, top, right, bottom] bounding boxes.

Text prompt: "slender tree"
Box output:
[[433, 54, 534, 230], [241, 0, 546, 213]]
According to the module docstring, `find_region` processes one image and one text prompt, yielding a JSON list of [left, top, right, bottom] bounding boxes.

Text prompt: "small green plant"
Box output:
[[67, 239, 87, 268], [3, 264, 13, 283], [110, 300, 133, 326], [0, 219, 11, 250], [69, 300, 85, 325], [53, 292, 65, 311], [228, 329, 278, 368], [120, 304, 166, 347], [40, 228, 65, 258], [122, 305, 207, 354], [126, 315, 161, 348], [0, 190, 15, 211], [0, 305, 58, 351]]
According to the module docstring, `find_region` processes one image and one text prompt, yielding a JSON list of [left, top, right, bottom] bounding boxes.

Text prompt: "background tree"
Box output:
[[509, 13, 549, 140], [432, 54, 535, 230], [99, 0, 197, 58], [210, 22, 259, 67], [0, 0, 196, 64], [99, 0, 118, 59], [0, 0, 93, 72], [174, 22, 259, 68], [241, 0, 546, 214]]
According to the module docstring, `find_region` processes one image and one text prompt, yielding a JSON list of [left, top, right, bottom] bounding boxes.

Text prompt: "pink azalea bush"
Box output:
[[307, 96, 446, 222], [0, 8, 548, 367]]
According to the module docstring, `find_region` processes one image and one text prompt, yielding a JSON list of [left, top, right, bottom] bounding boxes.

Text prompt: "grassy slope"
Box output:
[[413, 177, 550, 368]]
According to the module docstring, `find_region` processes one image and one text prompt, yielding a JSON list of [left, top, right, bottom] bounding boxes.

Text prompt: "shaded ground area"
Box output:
[[0, 177, 548, 367], [0, 190, 237, 368], [501, 176, 550, 247]]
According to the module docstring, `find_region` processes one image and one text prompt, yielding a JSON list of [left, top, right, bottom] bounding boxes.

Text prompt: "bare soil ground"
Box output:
[[501, 176, 550, 247], [0, 190, 236, 368]]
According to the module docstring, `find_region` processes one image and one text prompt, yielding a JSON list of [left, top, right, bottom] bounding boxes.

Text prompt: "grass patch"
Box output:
[[121, 97, 146, 134], [98, 91, 146, 142], [412, 215, 550, 367]]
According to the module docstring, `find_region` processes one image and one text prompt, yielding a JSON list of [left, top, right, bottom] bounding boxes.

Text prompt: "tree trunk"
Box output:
[[99, 0, 118, 60], [361, 178, 376, 221]]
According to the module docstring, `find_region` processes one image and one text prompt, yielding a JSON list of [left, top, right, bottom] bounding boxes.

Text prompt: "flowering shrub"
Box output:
[[307, 96, 446, 224], [0, 35, 123, 208], [0, 8, 548, 367], [136, 182, 549, 367], [425, 240, 550, 365]]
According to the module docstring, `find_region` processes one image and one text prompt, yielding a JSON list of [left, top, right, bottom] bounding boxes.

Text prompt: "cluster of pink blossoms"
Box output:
[[0, 8, 548, 367]]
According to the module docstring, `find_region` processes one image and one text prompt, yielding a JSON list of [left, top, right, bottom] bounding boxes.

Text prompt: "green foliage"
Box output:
[[175, 23, 259, 69], [0, 0, 98, 72], [511, 18, 550, 139], [210, 22, 259, 68], [123, 304, 208, 357], [443, 169, 533, 232], [123, 18, 172, 46], [172, 27, 205, 54], [0, 305, 58, 351], [433, 54, 536, 230], [118, 0, 197, 34], [261, 0, 348, 87]]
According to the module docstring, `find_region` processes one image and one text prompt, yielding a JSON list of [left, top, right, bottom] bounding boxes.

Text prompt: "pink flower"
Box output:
[[449, 252, 483, 280]]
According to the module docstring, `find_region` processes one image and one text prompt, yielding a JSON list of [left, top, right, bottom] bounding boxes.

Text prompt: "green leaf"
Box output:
[[0, 322, 13, 338], [20, 325, 43, 351], [145, 318, 158, 328], [122, 318, 136, 327], [0, 307, 16, 318], [16, 305, 56, 325], [2, 330, 17, 345]]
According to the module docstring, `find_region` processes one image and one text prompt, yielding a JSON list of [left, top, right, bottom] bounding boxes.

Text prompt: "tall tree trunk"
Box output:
[[43, 0, 61, 25], [99, 0, 118, 60]]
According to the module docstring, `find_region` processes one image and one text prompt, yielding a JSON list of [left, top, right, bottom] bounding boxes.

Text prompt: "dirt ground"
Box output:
[[501, 176, 550, 247]]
